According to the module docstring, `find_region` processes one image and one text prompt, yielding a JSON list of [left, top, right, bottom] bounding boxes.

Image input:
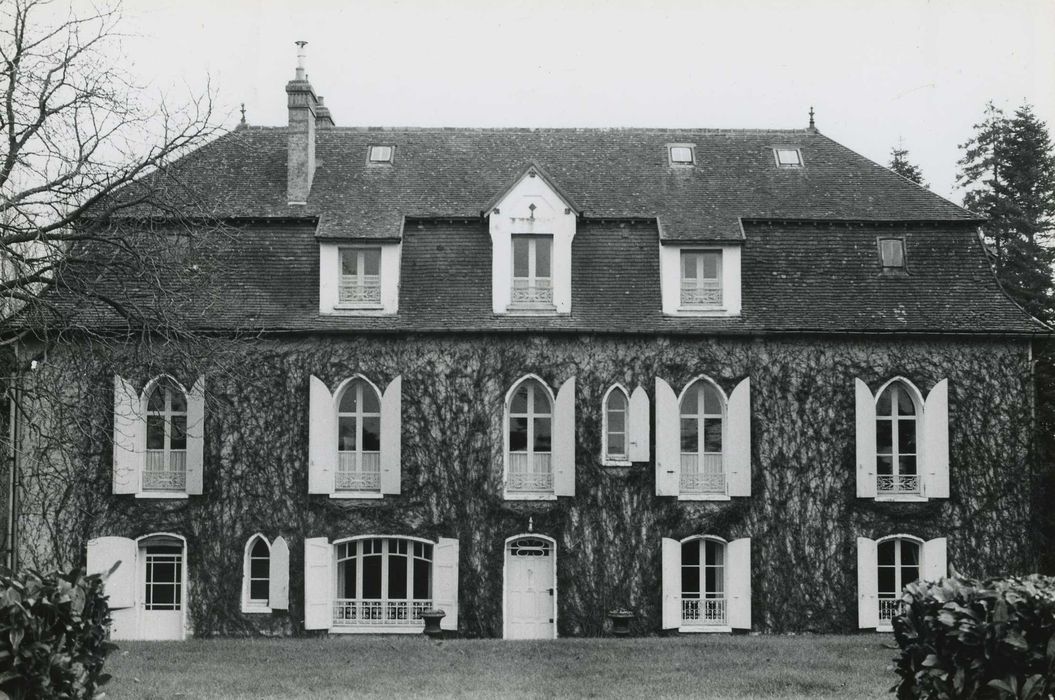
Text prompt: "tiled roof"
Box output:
[[125, 126, 978, 241]]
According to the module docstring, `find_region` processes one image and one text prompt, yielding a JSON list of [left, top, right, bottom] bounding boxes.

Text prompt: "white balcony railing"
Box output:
[[877, 474, 920, 495], [333, 598, 432, 627], [511, 278, 553, 306], [144, 450, 187, 491], [680, 454, 725, 494], [507, 452, 553, 493], [336, 451, 381, 492], [682, 597, 727, 625], [339, 275, 382, 306], [680, 279, 722, 307], [879, 596, 902, 623]]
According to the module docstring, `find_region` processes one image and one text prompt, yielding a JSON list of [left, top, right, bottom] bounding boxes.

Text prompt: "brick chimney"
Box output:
[[286, 41, 318, 205]]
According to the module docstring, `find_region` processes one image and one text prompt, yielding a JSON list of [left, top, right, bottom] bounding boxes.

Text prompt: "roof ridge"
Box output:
[[245, 125, 814, 134]]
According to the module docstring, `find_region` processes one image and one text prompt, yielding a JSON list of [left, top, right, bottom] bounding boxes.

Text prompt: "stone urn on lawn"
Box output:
[[607, 608, 635, 636], [421, 609, 446, 639]]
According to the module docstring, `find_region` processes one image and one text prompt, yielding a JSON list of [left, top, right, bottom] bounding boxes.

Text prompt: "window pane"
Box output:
[[533, 417, 551, 452], [777, 149, 801, 165], [901, 540, 920, 566], [876, 420, 892, 455], [361, 417, 381, 452], [681, 253, 697, 280], [361, 386, 380, 414], [902, 566, 919, 586], [250, 579, 269, 601], [704, 567, 719, 594], [682, 566, 700, 595], [702, 252, 719, 279], [510, 386, 528, 414], [899, 456, 917, 476], [532, 387, 551, 415], [702, 385, 722, 414], [169, 390, 187, 413], [413, 559, 431, 600], [362, 554, 382, 599], [878, 540, 895, 566], [607, 409, 625, 433], [251, 539, 269, 558], [680, 418, 698, 451], [250, 557, 269, 579], [369, 146, 392, 162], [703, 419, 722, 453], [147, 416, 165, 449], [877, 455, 894, 476], [339, 386, 358, 413], [535, 238, 552, 278], [341, 250, 357, 277], [607, 432, 626, 455], [513, 238, 530, 277], [898, 420, 916, 454], [509, 417, 528, 451], [148, 387, 165, 411], [170, 416, 187, 450], [706, 540, 724, 566], [896, 389, 915, 416], [876, 389, 891, 416], [388, 553, 408, 599], [362, 249, 381, 276], [682, 541, 700, 565], [607, 391, 627, 413], [878, 566, 895, 594], [341, 559, 357, 598], [338, 417, 357, 451], [670, 146, 693, 163]]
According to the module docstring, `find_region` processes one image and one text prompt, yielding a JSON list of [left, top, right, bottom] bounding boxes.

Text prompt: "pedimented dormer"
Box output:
[[486, 164, 578, 315]]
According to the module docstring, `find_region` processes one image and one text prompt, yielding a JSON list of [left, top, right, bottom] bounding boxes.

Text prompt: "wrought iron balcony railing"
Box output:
[[144, 450, 187, 491], [336, 451, 381, 492], [339, 275, 382, 306], [876, 474, 920, 495], [680, 279, 722, 307], [681, 597, 727, 625], [511, 278, 553, 306], [507, 452, 553, 493], [680, 453, 726, 495]]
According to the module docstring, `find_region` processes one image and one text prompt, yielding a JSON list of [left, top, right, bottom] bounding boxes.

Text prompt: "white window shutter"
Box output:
[[655, 378, 680, 497], [727, 538, 752, 630], [855, 379, 877, 498], [308, 376, 335, 495], [86, 536, 137, 609], [923, 379, 950, 499], [380, 375, 402, 495], [726, 377, 751, 497], [553, 377, 576, 496], [112, 375, 141, 494], [923, 537, 948, 582], [661, 538, 681, 629], [303, 537, 332, 630], [434, 537, 460, 631], [857, 537, 879, 629], [185, 376, 205, 495], [269, 536, 290, 610], [628, 385, 651, 463]]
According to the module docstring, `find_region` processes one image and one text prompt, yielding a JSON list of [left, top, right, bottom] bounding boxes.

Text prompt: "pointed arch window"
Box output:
[[680, 379, 726, 495], [876, 381, 920, 495], [507, 378, 553, 494], [145, 377, 188, 492], [336, 379, 382, 493], [242, 535, 271, 612], [602, 385, 630, 465]]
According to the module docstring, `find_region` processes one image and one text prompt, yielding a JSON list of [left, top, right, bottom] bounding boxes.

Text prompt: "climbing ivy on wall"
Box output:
[[13, 333, 1039, 637]]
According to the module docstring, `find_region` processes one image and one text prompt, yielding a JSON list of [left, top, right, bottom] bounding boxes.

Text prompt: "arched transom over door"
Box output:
[[504, 536, 556, 639]]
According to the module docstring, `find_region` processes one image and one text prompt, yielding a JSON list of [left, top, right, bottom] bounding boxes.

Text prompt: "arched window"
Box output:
[[242, 535, 271, 612], [681, 537, 726, 627], [144, 377, 188, 492], [877, 537, 920, 624], [876, 381, 920, 495], [506, 378, 553, 494], [336, 378, 382, 493], [334, 537, 433, 627], [679, 379, 725, 495], [602, 385, 630, 464]]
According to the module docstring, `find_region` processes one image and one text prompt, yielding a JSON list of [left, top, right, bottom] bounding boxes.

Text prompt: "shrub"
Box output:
[[0, 565, 116, 699], [892, 574, 1055, 699]]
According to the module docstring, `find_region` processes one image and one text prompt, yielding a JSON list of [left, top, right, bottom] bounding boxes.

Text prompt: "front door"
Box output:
[[138, 542, 185, 640], [505, 537, 555, 639]]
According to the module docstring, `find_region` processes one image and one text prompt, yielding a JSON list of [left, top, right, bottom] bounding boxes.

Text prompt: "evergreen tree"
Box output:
[[958, 102, 1055, 323], [888, 145, 927, 186]]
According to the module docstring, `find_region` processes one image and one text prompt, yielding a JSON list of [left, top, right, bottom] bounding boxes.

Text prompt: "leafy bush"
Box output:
[[892, 574, 1055, 699], [0, 565, 116, 699]]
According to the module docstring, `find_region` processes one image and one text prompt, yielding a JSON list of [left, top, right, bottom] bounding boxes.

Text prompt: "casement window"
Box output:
[[774, 148, 803, 167], [303, 536, 460, 633], [504, 375, 576, 499], [655, 377, 751, 499], [339, 247, 382, 308], [855, 378, 949, 500], [308, 374, 401, 498], [113, 374, 205, 498], [662, 536, 751, 632], [241, 534, 290, 614], [511, 235, 554, 308], [680, 251, 722, 308], [601, 384, 652, 466], [858, 535, 947, 631], [878, 238, 907, 270]]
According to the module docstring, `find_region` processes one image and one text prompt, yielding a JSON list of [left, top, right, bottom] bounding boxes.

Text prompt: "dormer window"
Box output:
[[774, 148, 803, 168], [339, 247, 382, 307], [511, 235, 554, 308], [680, 250, 722, 307], [878, 238, 906, 270], [368, 145, 393, 163], [669, 145, 695, 165]]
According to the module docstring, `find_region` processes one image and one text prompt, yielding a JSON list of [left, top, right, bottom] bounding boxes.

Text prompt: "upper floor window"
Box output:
[[368, 145, 393, 163], [878, 238, 906, 270], [680, 250, 722, 308], [602, 385, 630, 465], [680, 379, 725, 496], [507, 378, 552, 494], [669, 145, 695, 165], [774, 148, 803, 167], [339, 247, 382, 308], [336, 379, 382, 494], [145, 378, 187, 492], [876, 381, 919, 496], [511, 235, 553, 308]]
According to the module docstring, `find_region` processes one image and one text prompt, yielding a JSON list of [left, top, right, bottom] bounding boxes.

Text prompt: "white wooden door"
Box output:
[[505, 537, 555, 639], [138, 543, 185, 640]]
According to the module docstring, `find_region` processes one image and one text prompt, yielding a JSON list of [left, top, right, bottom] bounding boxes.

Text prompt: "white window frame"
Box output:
[[875, 380, 922, 498], [504, 375, 556, 500], [773, 147, 803, 168], [241, 534, 271, 613], [368, 145, 394, 163], [142, 375, 189, 496], [332, 536, 434, 632], [333, 376, 384, 496], [679, 535, 728, 630], [668, 144, 696, 166], [876, 535, 923, 631], [679, 250, 723, 309], [338, 247, 383, 309], [601, 384, 631, 466], [510, 234, 554, 309], [678, 377, 729, 500]]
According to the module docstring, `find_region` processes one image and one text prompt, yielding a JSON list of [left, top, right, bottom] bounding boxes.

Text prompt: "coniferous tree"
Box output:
[[888, 146, 927, 186]]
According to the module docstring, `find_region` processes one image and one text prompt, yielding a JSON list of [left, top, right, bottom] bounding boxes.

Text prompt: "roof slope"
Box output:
[[134, 126, 977, 240]]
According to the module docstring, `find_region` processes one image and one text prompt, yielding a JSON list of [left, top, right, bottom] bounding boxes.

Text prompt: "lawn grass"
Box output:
[[102, 634, 897, 699]]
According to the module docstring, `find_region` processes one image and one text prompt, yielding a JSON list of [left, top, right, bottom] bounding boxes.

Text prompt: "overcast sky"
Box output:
[[108, 0, 1055, 202]]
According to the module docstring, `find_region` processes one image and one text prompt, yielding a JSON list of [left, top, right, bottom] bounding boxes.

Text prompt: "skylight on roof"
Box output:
[[668, 145, 695, 165], [774, 148, 803, 167], [368, 145, 393, 163]]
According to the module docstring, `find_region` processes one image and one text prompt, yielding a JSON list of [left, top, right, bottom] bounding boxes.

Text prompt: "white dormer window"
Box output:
[[319, 242, 400, 315], [511, 235, 553, 308], [680, 250, 722, 307], [774, 148, 803, 167], [368, 145, 393, 163], [669, 145, 695, 165], [660, 244, 741, 317], [339, 247, 382, 308]]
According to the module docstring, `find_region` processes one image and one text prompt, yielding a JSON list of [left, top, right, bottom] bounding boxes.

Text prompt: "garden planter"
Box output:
[[421, 609, 446, 639], [607, 609, 635, 636]]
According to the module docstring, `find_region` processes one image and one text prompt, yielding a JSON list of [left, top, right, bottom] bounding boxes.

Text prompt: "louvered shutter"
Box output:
[[112, 375, 141, 494], [857, 537, 879, 628], [923, 538, 948, 582], [269, 536, 290, 610], [726, 378, 751, 497], [303, 537, 332, 630], [87, 536, 137, 609], [923, 379, 950, 499], [855, 379, 877, 498], [661, 537, 681, 630], [380, 375, 402, 495], [655, 378, 680, 496], [553, 377, 576, 496], [727, 538, 752, 629], [185, 376, 205, 495], [628, 385, 650, 463], [434, 538, 460, 631], [308, 376, 335, 495]]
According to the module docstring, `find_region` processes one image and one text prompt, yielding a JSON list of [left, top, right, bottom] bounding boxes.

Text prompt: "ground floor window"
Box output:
[[334, 538, 432, 627], [878, 537, 919, 624], [144, 545, 183, 611], [681, 538, 725, 626]]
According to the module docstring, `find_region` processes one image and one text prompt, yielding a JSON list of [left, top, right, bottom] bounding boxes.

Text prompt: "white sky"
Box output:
[[106, 0, 1055, 201]]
